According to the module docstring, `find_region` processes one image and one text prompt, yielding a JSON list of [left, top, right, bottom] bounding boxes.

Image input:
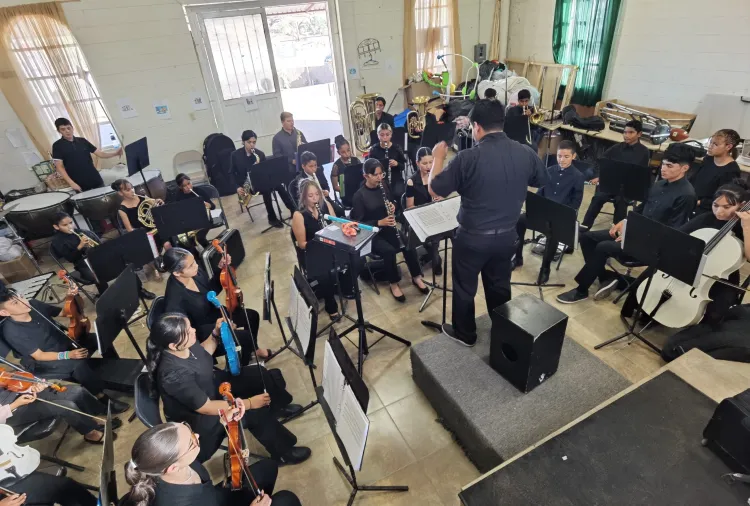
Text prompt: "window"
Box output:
[[203, 13, 275, 101], [7, 17, 115, 147], [415, 0, 453, 73]]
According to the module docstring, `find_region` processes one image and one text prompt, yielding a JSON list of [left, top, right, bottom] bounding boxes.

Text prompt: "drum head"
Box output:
[[72, 186, 115, 201], [128, 169, 161, 185], [7, 192, 70, 212]]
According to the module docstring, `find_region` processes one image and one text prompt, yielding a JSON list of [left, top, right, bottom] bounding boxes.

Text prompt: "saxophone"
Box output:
[[239, 172, 254, 208], [296, 129, 302, 148]]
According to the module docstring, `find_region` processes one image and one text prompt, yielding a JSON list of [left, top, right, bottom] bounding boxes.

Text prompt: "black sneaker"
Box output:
[[593, 279, 618, 301], [139, 288, 156, 300], [442, 324, 476, 347], [277, 446, 312, 466], [102, 397, 130, 415], [511, 255, 523, 271], [269, 220, 284, 229], [556, 288, 589, 304], [276, 403, 303, 419]]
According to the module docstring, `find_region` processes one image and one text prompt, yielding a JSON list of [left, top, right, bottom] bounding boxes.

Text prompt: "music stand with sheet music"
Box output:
[[264, 256, 305, 365], [595, 211, 706, 352], [86, 228, 156, 285], [404, 198, 459, 323], [151, 198, 211, 239], [597, 158, 653, 217], [125, 137, 151, 197], [99, 403, 117, 506], [511, 191, 575, 300], [319, 330, 408, 503], [250, 156, 295, 233]]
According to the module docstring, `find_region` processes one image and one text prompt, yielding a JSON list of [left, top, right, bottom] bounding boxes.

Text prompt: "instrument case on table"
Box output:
[[703, 388, 750, 473], [201, 228, 245, 278]]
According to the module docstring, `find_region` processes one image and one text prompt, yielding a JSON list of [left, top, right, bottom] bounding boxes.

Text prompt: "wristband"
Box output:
[[58, 352, 65, 360], [212, 328, 220, 338], [65, 351, 70, 360]]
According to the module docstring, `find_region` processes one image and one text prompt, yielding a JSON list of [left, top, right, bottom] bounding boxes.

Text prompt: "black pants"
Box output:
[[216, 459, 301, 506], [452, 228, 516, 339], [263, 187, 296, 222], [194, 367, 296, 463], [581, 190, 628, 228], [662, 304, 750, 363], [515, 213, 558, 270], [372, 228, 422, 283], [311, 272, 340, 315], [2, 471, 96, 506], [6, 385, 102, 435], [73, 261, 108, 295], [575, 229, 630, 292], [422, 240, 441, 269]]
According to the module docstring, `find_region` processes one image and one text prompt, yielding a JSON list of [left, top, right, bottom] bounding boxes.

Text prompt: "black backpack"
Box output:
[[202, 133, 237, 196], [561, 105, 605, 131]]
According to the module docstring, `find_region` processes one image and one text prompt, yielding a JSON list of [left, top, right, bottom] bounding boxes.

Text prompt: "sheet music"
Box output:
[[210, 209, 222, 220], [403, 196, 461, 242], [294, 291, 311, 354], [146, 231, 159, 258], [322, 341, 345, 416], [287, 277, 299, 331], [336, 384, 370, 471]]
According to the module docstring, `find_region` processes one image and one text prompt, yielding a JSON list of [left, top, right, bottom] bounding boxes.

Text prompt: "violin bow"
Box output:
[[0, 485, 17, 497], [8, 290, 81, 349]]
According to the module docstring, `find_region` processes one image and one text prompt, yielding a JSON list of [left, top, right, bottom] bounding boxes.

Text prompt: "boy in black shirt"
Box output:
[[506, 89, 535, 118]]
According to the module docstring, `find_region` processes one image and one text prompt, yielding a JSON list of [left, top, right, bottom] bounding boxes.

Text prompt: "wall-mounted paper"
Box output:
[[243, 93, 259, 112], [153, 100, 171, 120], [347, 67, 360, 80], [21, 151, 42, 167], [190, 91, 209, 111], [116, 98, 138, 119], [5, 128, 25, 148]]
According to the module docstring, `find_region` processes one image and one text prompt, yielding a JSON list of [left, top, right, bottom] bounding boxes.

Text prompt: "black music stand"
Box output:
[[264, 257, 305, 365], [315, 222, 410, 374], [86, 228, 155, 284], [151, 198, 211, 239], [262, 252, 272, 322], [250, 156, 295, 233], [99, 403, 118, 506], [597, 158, 653, 214], [511, 192, 573, 299], [125, 137, 152, 197], [319, 330, 408, 505], [340, 164, 364, 208], [297, 138, 331, 166], [504, 115, 531, 145], [595, 212, 706, 353]]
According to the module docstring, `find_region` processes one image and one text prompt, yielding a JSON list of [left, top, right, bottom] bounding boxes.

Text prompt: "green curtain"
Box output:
[[552, 0, 621, 106]]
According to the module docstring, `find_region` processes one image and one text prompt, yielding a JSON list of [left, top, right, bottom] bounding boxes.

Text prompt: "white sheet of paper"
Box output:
[[322, 341, 345, 417], [243, 93, 259, 112], [295, 303, 312, 355], [288, 277, 299, 331], [153, 100, 171, 120], [336, 384, 369, 471], [116, 98, 138, 119], [21, 151, 42, 167], [210, 209, 222, 220], [403, 196, 461, 242], [6, 128, 25, 148], [190, 91, 209, 111]]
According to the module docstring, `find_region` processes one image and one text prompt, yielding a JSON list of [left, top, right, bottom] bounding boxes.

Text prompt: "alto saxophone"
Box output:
[[296, 129, 302, 148], [239, 172, 255, 208]]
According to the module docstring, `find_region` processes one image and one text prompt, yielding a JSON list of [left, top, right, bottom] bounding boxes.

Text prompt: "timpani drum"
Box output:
[[71, 186, 122, 222], [128, 169, 167, 201], [5, 191, 73, 240]]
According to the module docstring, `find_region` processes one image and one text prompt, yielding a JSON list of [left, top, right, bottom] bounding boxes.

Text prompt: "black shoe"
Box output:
[[511, 255, 523, 271], [434, 260, 443, 276], [412, 279, 429, 295], [276, 403, 303, 419], [442, 324, 476, 347], [102, 397, 130, 415], [269, 220, 284, 229], [390, 287, 406, 303], [96, 417, 122, 432], [539, 267, 550, 285], [564, 245, 575, 254], [556, 288, 589, 304], [277, 446, 312, 466], [139, 288, 156, 300], [578, 225, 590, 239]]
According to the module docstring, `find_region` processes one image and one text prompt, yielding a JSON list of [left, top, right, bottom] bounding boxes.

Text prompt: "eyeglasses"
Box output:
[[170, 422, 199, 465]]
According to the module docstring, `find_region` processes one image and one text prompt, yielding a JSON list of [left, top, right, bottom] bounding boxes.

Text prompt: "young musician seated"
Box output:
[[580, 120, 651, 230], [121, 423, 301, 506], [515, 140, 585, 283], [621, 182, 750, 326], [146, 314, 310, 465], [232, 129, 295, 229], [290, 151, 344, 217], [330, 135, 361, 194], [689, 129, 742, 215], [405, 147, 442, 276], [50, 212, 156, 300], [505, 89, 534, 117], [0, 289, 129, 414], [556, 143, 697, 304], [1, 379, 121, 444], [171, 174, 215, 248], [0, 424, 97, 506], [291, 179, 340, 318], [351, 159, 428, 302], [368, 124, 408, 201]]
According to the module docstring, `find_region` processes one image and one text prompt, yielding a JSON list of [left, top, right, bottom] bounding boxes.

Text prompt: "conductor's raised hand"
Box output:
[[432, 141, 449, 161]]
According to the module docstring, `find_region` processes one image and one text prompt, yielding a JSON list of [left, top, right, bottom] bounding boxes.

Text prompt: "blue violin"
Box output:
[[206, 290, 241, 376]]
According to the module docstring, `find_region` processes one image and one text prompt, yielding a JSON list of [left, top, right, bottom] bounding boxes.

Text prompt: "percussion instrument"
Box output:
[[127, 169, 166, 200], [71, 186, 120, 222], [4, 192, 72, 240]]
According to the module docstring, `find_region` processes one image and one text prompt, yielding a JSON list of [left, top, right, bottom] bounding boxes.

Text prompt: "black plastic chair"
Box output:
[[146, 296, 166, 330], [196, 183, 229, 230], [607, 257, 647, 303], [134, 372, 163, 428]]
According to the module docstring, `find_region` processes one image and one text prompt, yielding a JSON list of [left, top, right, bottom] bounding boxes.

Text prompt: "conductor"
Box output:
[[429, 99, 547, 347]]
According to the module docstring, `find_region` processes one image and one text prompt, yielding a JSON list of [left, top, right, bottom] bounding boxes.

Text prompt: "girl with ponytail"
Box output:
[[120, 422, 301, 506]]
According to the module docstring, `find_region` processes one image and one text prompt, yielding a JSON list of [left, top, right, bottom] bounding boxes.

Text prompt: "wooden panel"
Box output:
[[504, 58, 578, 110]]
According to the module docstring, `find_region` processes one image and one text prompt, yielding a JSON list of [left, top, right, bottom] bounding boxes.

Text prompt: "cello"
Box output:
[[217, 382, 262, 496], [636, 200, 750, 328], [57, 271, 90, 341]]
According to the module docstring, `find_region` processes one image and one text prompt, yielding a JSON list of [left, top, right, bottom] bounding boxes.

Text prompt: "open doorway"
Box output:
[[266, 3, 343, 144]]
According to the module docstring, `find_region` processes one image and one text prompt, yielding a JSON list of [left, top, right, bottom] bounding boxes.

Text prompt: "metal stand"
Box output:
[[316, 267, 361, 337], [333, 455, 408, 506], [419, 240, 452, 313], [266, 280, 305, 364], [277, 316, 320, 425], [260, 193, 291, 234], [421, 235, 451, 332]]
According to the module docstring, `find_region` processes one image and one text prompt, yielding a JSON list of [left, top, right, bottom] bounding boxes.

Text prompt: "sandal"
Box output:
[[84, 431, 118, 445]]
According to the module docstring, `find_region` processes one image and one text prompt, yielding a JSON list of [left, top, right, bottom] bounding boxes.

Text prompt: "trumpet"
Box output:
[[74, 230, 99, 248]]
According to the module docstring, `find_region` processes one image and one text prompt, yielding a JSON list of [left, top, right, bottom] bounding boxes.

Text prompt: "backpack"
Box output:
[[561, 105, 605, 131], [202, 133, 237, 196]]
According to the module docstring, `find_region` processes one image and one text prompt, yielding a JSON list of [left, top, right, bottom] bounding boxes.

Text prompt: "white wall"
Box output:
[[507, 0, 750, 113], [0, 92, 43, 193]]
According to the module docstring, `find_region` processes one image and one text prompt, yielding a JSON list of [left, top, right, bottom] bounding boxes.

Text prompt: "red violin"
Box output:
[[57, 270, 90, 341], [218, 382, 261, 495], [212, 240, 242, 314], [0, 369, 66, 393]]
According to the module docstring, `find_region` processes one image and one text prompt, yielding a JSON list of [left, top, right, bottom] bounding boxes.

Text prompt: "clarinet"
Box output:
[[315, 201, 325, 229], [383, 142, 391, 184], [379, 181, 405, 244]]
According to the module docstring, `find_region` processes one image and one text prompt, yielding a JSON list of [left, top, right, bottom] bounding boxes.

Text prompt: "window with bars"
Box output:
[[7, 18, 116, 148], [415, 0, 452, 73], [203, 13, 275, 101]]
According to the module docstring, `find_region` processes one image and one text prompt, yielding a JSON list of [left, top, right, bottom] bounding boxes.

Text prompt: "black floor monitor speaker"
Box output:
[[703, 388, 750, 473], [490, 294, 568, 393]]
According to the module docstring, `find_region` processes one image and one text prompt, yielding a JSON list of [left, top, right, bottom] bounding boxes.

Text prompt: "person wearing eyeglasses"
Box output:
[[120, 422, 301, 506]]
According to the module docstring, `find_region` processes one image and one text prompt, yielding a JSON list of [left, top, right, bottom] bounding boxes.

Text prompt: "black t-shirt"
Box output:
[[405, 173, 431, 207], [51, 137, 102, 191], [350, 184, 394, 227], [164, 267, 222, 338], [119, 195, 151, 230], [157, 343, 217, 428], [172, 185, 216, 210], [2, 300, 66, 368], [689, 156, 741, 211], [152, 460, 225, 506]]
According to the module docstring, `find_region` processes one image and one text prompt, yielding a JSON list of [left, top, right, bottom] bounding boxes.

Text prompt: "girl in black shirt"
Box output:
[[367, 124, 407, 201], [146, 314, 309, 465], [330, 136, 361, 194], [351, 159, 427, 302], [405, 147, 442, 275], [120, 422, 301, 506], [171, 174, 215, 248], [291, 179, 340, 316], [689, 129, 742, 214]]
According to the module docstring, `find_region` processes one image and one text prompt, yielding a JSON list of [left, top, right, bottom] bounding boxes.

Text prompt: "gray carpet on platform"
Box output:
[[411, 314, 631, 473]]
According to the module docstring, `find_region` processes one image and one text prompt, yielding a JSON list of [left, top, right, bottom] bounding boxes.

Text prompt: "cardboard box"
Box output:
[[0, 254, 38, 284]]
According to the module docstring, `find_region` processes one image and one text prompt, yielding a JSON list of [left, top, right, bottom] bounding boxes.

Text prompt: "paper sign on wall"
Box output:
[[116, 98, 138, 119], [347, 67, 360, 79], [5, 128, 26, 148], [190, 91, 209, 111], [243, 93, 259, 112], [153, 100, 171, 120]]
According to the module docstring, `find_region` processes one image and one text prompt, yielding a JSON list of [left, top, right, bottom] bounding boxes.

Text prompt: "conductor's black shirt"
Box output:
[[430, 132, 548, 231], [51, 136, 103, 191], [229, 148, 267, 188]]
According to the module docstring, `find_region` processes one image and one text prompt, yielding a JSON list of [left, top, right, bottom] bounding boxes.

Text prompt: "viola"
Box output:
[[57, 270, 90, 341], [218, 382, 261, 495], [207, 291, 241, 376], [212, 240, 242, 314], [0, 369, 66, 393]]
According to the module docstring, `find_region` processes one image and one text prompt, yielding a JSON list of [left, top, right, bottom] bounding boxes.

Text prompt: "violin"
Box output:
[[212, 240, 241, 314], [218, 382, 261, 496], [0, 369, 66, 393], [207, 291, 242, 376], [57, 271, 90, 341]]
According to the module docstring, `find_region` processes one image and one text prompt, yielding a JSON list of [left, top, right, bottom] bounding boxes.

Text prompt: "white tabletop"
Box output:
[[127, 169, 162, 186], [5, 192, 70, 212]]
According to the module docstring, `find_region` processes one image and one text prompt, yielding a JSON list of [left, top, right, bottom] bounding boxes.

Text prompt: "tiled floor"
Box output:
[[28, 185, 695, 505]]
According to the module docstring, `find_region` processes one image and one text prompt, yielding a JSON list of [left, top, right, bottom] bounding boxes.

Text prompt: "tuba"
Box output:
[[137, 198, 157, 228], [349, 92, 379, 153], [599, 102, 672, 144], [407, 96, 430, 138]]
